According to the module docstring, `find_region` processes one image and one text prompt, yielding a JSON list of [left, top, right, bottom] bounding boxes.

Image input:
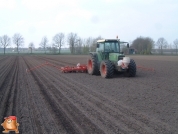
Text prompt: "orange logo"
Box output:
[[1, 116, 19, 133]]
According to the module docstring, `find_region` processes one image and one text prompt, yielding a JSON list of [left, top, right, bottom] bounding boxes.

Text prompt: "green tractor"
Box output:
[[87, 39, 136, 78]]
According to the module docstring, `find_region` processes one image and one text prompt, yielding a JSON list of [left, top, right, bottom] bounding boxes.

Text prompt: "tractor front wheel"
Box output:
[[126, 59, 136, 77], [100, 60, 114, 78]]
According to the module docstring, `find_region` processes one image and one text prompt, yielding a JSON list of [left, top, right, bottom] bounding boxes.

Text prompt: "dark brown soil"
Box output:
[[0, 55, 177, 134]]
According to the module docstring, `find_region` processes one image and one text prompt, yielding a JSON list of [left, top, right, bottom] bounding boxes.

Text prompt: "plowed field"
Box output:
[[0, 55, 177, 134]]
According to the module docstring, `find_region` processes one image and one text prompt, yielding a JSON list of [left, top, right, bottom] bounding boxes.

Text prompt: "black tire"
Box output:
[[87, 54, 99, 75], [100, 60, 114, 78], [126, 59, 136, 77]]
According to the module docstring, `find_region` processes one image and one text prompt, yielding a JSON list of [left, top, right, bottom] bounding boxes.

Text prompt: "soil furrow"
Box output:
[[0, 56, 8, 62], [26, 58, 105, 134], [0, 57, 14, 88], [33, 55, 76, 66], [0, 55, 177, 134], [29, 55, 175, 133], [22, 56, 63, 134], [27, 69, 83, 133], [59, 73, 175, 133], [7, 56, 19, 116], [25, 58, 150, 133], [42, 57, 176, 133], [0, 56, 18, 132], [22, 56, 75, 133], [37, 65, 135, 133], [17, 56, 40, 133], [40, 63, 173, 133], [14, 56, 33, 133]]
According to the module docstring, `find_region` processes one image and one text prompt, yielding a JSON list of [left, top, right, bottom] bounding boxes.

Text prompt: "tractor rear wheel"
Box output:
[[126, 59, 136, 77], [100, 60, 114, 78], [87, 54, 99, 75]]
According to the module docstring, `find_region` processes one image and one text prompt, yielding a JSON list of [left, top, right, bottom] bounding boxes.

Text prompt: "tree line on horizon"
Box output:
[[0, 33, 178, 55]]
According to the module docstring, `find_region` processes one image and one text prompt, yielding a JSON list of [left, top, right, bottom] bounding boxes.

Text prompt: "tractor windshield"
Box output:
[[104, 41, 120, 52]]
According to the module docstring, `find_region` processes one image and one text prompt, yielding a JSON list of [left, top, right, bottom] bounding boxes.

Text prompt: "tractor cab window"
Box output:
[[96, 43, 104, 52], [104, 42, 119, 52]]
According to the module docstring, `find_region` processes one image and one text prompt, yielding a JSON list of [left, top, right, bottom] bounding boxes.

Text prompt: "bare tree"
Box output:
[[168, 43, 173, 54], [46, 46, 52, 53], [67, 33, 78, 54], [156, 37, 168, 55], [29, 42, 35, 54], [13, 33, 24, 54], [50, 43, 58, 54], [82, 38, 89, 54], [88, 36, 103, 52], [0, 35, 11, 54], [85, 37, 93, 52], [53, 33, 65, 54], [40, 36, 48, 54], [75, 38, 83, 54], [174, 39, 178, 55]]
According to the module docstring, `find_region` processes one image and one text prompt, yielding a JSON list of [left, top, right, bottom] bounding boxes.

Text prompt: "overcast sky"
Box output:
[[0, 0, 178, 47]]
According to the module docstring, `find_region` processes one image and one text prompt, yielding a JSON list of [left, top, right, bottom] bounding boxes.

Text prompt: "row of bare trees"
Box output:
[[156, 38, 178, 55], [38, 32, 103, 54], [0, 33, 178, 55], [67, 33, 103, 54], [0, 33, 24, 54], [130, 37, 178, 55], [38, 33, 65, 54]]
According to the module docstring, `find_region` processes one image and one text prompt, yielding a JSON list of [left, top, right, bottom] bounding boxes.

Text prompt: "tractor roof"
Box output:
[[97, 39, 120, 43], [97, 39, 129, 44]]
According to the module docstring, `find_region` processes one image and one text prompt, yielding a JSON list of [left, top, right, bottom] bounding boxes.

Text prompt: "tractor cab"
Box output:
[[96, 39, 129, 61], [96, 39, 129, 53], [96, 39, 120, 53]]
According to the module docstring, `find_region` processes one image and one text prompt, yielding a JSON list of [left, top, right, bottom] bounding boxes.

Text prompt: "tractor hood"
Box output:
[[109, 53, 125, 61]]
